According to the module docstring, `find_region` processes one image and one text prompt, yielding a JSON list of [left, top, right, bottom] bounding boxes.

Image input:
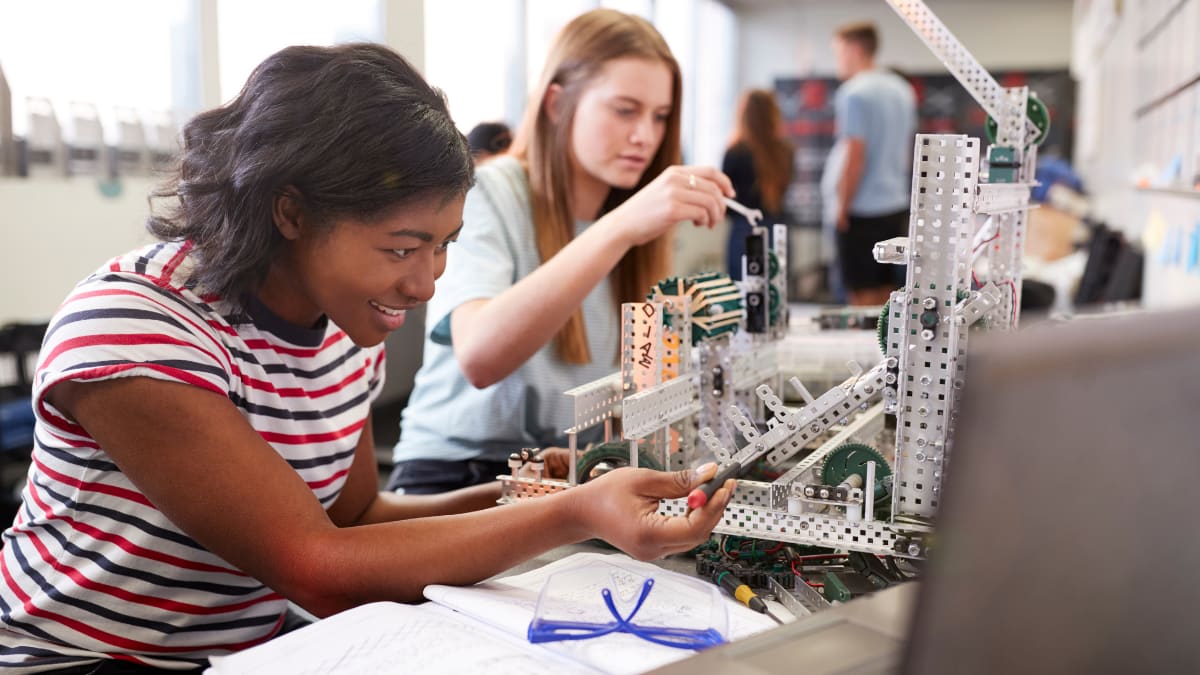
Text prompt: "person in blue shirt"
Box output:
[[826, 21, 917, 306]]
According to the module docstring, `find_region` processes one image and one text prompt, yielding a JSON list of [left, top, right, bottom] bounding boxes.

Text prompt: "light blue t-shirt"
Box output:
[[834, 68, 917, 216], [392, 157, 617, 463]]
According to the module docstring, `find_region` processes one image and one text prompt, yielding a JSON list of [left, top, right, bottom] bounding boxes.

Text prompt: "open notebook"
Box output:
[[206, 552, 779, 675]]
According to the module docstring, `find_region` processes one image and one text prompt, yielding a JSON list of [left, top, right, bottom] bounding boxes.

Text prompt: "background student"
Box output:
[[722, 89, 795, 280]]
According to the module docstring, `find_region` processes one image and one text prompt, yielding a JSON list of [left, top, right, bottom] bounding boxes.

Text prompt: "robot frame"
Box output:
[[499, 0, 1046, 564]]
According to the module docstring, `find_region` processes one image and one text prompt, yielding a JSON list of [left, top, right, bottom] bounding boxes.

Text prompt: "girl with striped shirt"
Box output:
[[0, 43, 734, 673]]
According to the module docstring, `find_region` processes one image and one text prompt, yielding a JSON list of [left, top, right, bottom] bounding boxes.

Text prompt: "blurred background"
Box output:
[[1, 0, 1197, 472]]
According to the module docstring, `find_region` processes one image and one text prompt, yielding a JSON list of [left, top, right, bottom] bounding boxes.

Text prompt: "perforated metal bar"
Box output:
[[885, 0, 1039, 143], [758, 362, 888, 466], [563, 373, 621, 434], [621, 376, 700, 440], [890, 134, 979, 520], [979, 142, 1036, 331], [770, 402, 887, 509], [730, 340, 779, 389], [975, 183, 1034, 214], [658, 492, 905, 558]]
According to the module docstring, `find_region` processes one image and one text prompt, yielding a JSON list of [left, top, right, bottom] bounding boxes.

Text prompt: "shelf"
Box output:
[[1135, 186, 1200, 198], [1134, 73, 1200, 118], [1137, 0, 1191, 49]]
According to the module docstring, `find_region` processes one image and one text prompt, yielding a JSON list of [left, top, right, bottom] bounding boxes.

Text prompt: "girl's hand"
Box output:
[[568, 463, 734, 561], [602, 166, 735, 248]]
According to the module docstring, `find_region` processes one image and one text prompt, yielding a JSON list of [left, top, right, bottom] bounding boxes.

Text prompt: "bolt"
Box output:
[[886, 357, 899, 369], [799, 521, 809, 530], [922, 297, 937, 309], [819, 487, 831, 499], [916, 437, 928, 448], [885, 373, 897, 384], [920, 375, 932, 385], [908, 542, 922, 557], [918, 406, 929, 417], [915, 452, 926, 462], [921, 329, 935, 340]]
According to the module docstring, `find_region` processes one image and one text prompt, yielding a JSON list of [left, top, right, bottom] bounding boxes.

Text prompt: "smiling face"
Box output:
[[568, 57, 674, 193], [259, 192, 466, 347]]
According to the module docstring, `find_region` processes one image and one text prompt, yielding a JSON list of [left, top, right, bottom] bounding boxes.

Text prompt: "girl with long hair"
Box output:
[[389, 9, 735, 493], [722, 89, 795, 279]]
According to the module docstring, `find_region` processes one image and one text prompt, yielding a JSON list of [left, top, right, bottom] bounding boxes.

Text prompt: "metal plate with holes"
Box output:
[[760, 362, 888, 466], [891, 134, 978, 520], [658, 491, 904, 558], [622, 376, 700, 440], [974, 182, 1033, 214], [771, 403, 887, 509], [622, 302, 663, 394], [886, 0, 1039, 143], [769, 576, 832, 618], [563, 374, 621, 434]]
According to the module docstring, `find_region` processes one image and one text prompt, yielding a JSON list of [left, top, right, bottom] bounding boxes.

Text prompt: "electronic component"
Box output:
[[712, 569, 784, 625]]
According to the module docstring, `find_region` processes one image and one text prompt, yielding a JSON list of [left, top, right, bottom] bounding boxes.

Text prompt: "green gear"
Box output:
[[576, 441, 664, 482], [876, 300, 891, 354], [648, 272, 743, 345], [822, 443, 891, 493], [985, 95, 1051, 147], [768, 251, 780, 279]]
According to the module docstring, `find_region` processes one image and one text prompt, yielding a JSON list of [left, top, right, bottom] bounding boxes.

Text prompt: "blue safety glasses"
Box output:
[[528, 577, 726, 650]]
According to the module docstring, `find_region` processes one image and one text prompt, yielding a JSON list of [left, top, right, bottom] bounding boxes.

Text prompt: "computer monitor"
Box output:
[[902, 306, 1200, 674]]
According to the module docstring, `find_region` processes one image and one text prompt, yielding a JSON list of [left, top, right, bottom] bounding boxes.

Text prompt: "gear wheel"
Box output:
[[821, 442, 891, 492], [576, 442, 664, 482], [649, 273, 743, 345], [876, 300, 891, 354]]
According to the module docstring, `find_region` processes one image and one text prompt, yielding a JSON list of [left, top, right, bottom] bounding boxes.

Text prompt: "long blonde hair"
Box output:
[[728, 89, 793, 215], [510, 9, 681, 365]]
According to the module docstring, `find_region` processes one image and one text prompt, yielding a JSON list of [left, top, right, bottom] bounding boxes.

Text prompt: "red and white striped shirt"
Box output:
[[0, 241, 385, 671]]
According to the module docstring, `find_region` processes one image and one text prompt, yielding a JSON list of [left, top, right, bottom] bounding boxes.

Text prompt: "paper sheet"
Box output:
[[424, 552, 778, 675], [205, 602, 595, 675]]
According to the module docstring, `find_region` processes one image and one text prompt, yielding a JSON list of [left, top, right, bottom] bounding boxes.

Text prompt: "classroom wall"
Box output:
[[1072, 0, 1200, 308], [733, 0, 1075, 88], [0, 177, 157, 324]]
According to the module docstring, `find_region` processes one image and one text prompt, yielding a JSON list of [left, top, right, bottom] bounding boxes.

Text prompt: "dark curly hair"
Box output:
[[147, 43, 474, 301]]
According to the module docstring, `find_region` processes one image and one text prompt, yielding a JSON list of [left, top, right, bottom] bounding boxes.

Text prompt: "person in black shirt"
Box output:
[[722, 89, 794, 279]]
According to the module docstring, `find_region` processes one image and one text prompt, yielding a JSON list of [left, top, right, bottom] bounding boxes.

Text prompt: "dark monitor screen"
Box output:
[[902, 308, 1200, 674]]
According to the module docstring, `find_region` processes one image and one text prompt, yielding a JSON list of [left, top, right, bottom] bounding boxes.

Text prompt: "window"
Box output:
[[0, 0, 187, 143], [217, 0, 383, 102], [424, 0, 525, 133]]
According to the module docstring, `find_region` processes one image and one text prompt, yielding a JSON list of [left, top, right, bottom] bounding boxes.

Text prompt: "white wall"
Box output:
[[0, 178, 157, 323], [734, 0, 1075, 89]]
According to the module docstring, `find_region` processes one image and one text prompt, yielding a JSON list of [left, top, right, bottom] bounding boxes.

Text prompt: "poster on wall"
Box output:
[[774, 69, 1077, 231]]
